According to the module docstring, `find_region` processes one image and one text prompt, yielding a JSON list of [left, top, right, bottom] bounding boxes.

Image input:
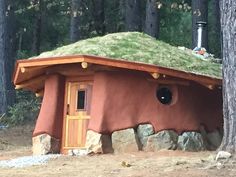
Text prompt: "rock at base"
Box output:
[[137, 124, 154, 146], [144, 130, 178, 151], [216, 151, 232, 161], [112, 128, 141, 153], [32, 134, 60, 155], [85, 130, 113, 154], [68, 148, 90, 156], [177, 132, 205, 151]]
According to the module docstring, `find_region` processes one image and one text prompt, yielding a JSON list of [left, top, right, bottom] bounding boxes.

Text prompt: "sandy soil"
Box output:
[[0, 125, 235, 177]]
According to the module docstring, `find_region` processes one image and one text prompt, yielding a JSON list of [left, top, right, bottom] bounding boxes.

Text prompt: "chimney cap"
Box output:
[[196, 21, 207, 26]]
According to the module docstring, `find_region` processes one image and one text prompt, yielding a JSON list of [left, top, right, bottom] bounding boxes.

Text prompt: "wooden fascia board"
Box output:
[[155, 67, 222, 85], [13, 56, 85, 84], [83, 55, 222, 85], [13, 54, 222, 87], [83, 55, 157, 73], [17, 55, 85, 67]]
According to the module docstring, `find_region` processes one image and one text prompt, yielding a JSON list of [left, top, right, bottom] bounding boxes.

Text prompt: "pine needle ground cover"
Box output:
[[35, 32, 222, 79]]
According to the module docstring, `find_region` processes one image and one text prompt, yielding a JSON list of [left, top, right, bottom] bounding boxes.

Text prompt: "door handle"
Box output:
[[67, 104, 70, 114]]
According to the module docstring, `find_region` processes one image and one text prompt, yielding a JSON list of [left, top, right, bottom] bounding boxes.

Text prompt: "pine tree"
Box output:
[[70, 0, 82, 42], [125, 0, 142, 31], [145, 0, 160, 38], [91, 0, 105, 35], [31, 0, 42, 55]]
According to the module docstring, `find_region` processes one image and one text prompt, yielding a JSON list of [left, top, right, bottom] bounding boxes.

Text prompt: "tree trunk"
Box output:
[[191, 0, 208, 49], [18, 31, 23, 53], [118, 0, 126, 32], [70, 0, 82, 42], [0, 0, 15, 115], [125, 0, 142, 31], [92, 0, 105, 35], [219, 0, 236, 153], [144, 0, 160, 39], [31, 0, 42, 55], [212, 0, 221, 58]]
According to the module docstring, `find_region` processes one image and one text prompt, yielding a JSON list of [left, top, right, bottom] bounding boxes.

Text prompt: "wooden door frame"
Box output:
[[61, 75, 93, 154]]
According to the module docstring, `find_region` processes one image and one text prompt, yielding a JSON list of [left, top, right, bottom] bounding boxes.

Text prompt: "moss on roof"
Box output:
[[35, 32, 222, 79]]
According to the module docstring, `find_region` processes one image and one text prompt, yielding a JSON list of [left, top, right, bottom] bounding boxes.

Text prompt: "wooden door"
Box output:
[[63, 82, 92, 150]]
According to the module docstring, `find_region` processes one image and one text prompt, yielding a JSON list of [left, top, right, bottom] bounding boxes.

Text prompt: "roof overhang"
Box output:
[[13, 55, 222, 94]]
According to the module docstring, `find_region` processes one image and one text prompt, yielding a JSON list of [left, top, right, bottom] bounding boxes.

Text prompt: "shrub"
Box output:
[[0, 90, 41, 126]]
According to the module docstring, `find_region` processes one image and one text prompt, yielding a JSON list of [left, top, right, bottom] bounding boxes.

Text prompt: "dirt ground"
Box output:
[[0, 125, 236, 177]]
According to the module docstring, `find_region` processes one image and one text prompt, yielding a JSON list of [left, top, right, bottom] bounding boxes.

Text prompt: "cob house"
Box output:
[[12, 32, 223, 155]]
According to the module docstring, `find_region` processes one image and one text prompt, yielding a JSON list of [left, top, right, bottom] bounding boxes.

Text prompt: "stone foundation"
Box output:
[[85, 130, 113, 154], [84, 125, 223, 154], [112, 128, 142, 153], [110, 124, 222, 153], [144, 130, 178, 151], [177, 132, 206, 151], [32, 134, 60, 155], [32, 125, 222, 155]]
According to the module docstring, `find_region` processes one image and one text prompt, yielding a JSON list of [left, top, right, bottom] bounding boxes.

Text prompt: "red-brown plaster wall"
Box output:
[[88, 71, 223, 134], [33, 74, 65, 139]]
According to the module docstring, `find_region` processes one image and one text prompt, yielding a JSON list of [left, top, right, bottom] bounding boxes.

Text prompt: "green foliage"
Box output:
[[12, 0, 221, 59], [13, 0, 71, 57], [160, 5, 192, 48], [16, 50, 31, 59], [0, 90, 41, 126], [40, 0, 71, 51], [104, 0, 124, 33]]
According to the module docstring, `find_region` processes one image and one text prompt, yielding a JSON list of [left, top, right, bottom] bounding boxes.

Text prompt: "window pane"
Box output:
[[77, 90, 86, 110]]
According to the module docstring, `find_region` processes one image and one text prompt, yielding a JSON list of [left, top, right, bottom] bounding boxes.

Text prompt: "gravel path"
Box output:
[[0, 154, 60, 168]]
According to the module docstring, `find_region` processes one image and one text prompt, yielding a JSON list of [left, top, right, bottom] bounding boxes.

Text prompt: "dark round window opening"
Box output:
[[156, 87, 172, 105]]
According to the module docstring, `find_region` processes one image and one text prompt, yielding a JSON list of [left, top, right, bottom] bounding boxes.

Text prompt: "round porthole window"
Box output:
[[156, 87, 172, 105]]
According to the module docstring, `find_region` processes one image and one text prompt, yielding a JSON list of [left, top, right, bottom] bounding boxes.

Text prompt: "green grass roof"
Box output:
[[35, 32, 222, 79]]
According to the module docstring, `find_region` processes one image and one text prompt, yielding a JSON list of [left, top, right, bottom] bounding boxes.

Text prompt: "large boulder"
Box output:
[[177, 132, 205, 151], [144, 130, 178, 151], [85, 130, 113, 154], [137, 124, 154, 146], [112, 128, 141, 153], [32, 134, 60, 155]]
